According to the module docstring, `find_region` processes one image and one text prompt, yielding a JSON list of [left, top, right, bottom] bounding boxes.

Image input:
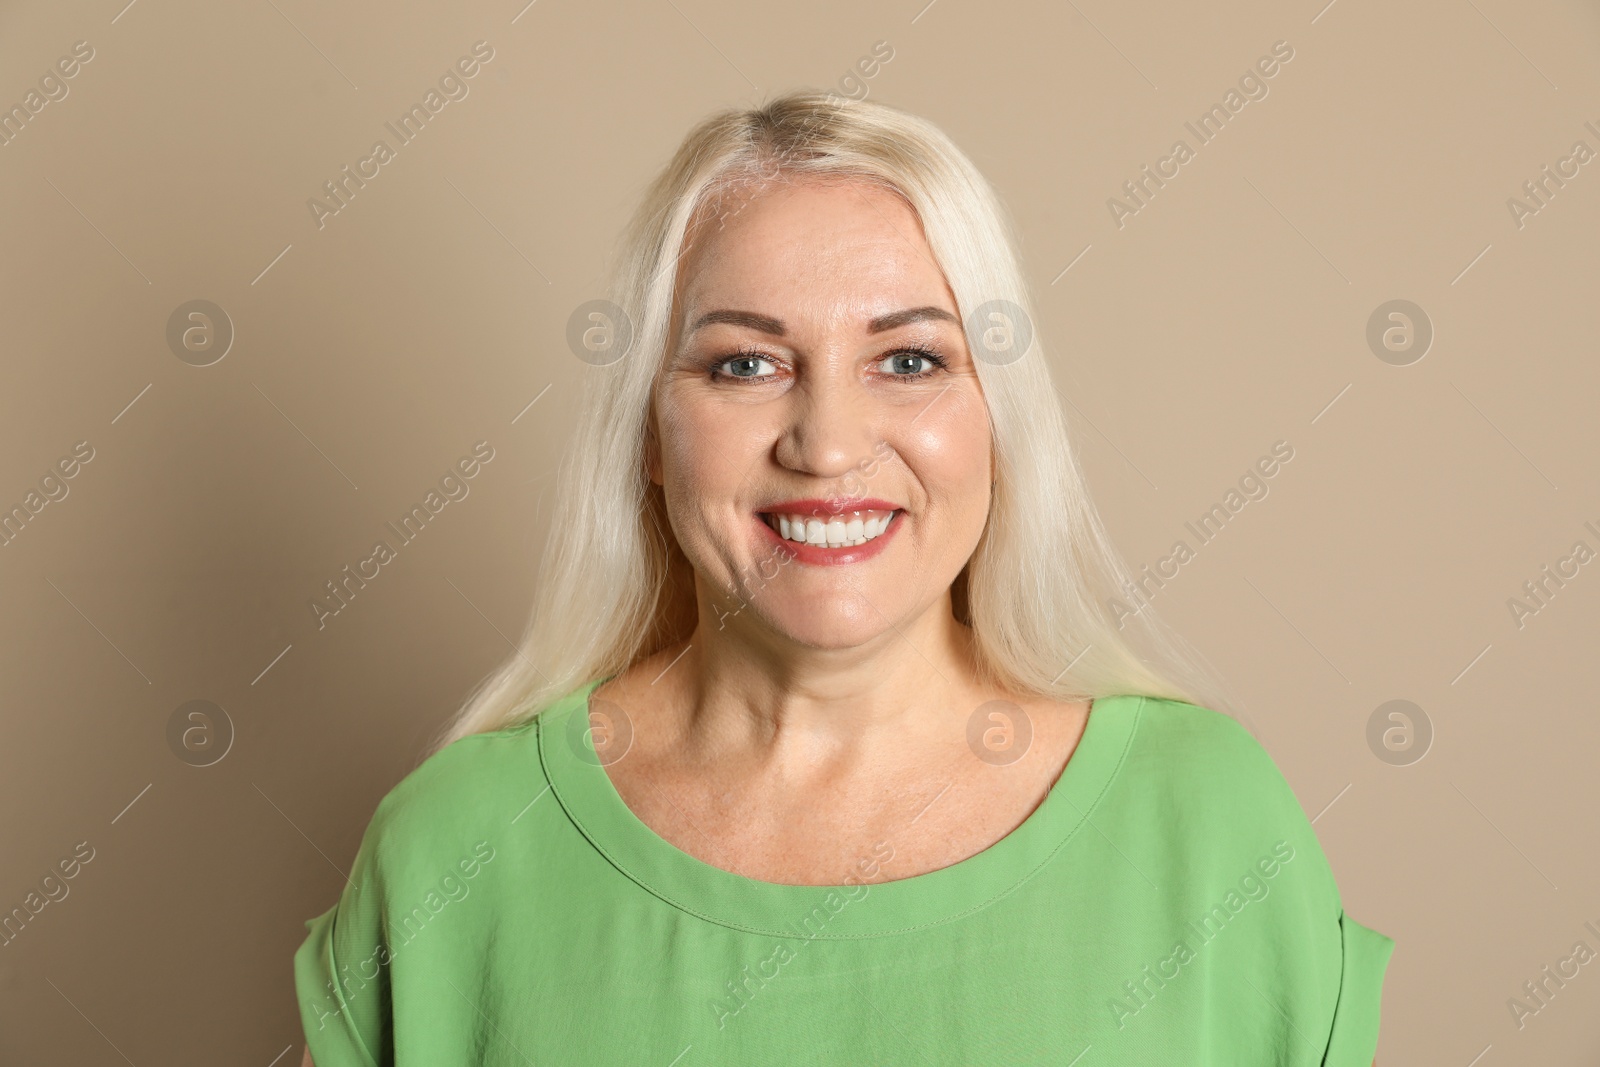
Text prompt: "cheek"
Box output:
[[898, 398, 992, 509], [654, 395, 771, 573], [657, 395, 765, 497]]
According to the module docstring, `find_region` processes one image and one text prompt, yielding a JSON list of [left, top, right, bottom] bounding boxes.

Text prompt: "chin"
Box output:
[[746, 589, 905, 650], [767, 619, 891, 652]]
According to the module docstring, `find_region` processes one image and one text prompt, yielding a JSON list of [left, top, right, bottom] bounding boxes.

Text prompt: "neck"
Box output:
[[651, 585, 984, 756]]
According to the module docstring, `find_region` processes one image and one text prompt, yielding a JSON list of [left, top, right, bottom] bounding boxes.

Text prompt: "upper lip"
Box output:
[[756, 497, 901, 517]]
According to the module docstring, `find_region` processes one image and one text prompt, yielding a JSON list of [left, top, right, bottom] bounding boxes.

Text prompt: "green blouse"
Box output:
[[295, 680, 1393, 1065]]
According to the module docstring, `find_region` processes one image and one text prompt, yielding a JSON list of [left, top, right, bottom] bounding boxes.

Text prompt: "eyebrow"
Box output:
[[687, 305, 960, 337]]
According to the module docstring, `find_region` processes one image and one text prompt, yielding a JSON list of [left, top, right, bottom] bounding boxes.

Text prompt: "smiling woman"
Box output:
[[293, 90, 1392, 1066]]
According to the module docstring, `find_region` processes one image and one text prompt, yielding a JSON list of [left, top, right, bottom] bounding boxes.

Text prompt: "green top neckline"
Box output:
[[537, 679, 1147, 940]]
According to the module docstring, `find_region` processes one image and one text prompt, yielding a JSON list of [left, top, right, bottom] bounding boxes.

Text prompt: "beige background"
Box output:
[[2, 0, 1597, 1062]]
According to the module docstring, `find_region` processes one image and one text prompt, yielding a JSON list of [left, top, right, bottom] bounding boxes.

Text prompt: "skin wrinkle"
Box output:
[[590, 175, 1095, 889], [656, 177, 966, 575], [656, 180, 966, 655]]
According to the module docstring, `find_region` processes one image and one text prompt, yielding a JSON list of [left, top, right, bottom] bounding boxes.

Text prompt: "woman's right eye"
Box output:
[[710, 354, 778, 381]]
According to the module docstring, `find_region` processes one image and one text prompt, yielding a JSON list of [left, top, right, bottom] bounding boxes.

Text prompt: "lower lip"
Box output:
[[753, 512, 901, 565]]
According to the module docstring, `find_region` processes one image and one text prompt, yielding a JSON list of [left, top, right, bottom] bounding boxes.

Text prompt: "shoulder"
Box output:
[[1115, 694, 1341, 904], [357, 715, 555, 869], [1120, 694, 1297, 799]]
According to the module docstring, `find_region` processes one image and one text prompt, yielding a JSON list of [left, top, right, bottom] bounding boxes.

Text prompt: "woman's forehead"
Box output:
[[674, 181, 954, 336]]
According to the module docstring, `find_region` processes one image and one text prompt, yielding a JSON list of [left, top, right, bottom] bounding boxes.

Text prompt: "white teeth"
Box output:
[[765, 509, 896, 548]]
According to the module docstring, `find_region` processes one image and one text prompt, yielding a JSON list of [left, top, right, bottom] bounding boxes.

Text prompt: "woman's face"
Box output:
[[650, 177, 993, 650]]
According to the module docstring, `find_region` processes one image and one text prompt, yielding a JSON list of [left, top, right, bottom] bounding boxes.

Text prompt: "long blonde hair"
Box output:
[[436, 90, 1235, 747]]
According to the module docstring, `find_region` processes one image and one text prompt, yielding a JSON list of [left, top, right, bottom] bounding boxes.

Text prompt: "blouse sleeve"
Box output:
[[1320, 910, 1395, 1066], [292, 800, 395, 1067]]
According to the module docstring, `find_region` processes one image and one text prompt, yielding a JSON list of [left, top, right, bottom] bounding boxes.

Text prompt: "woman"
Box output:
[[295, 91, 1392, 1065]]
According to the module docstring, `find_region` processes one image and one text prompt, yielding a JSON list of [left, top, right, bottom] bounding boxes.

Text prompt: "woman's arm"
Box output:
[[300, 1047, 314, 1067]]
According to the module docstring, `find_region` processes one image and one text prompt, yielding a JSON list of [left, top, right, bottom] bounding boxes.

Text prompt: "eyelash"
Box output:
[[707, 345, 950, 384]]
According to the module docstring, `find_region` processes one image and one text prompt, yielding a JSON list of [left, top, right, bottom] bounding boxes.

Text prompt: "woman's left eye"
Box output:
[[877, 349, 946, 377]]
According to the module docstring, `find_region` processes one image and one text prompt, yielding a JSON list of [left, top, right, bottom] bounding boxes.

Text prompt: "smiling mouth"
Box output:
[[758, 509, 898, 548]]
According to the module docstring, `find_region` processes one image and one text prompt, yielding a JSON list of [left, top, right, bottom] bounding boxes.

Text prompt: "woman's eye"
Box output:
[[714, 354, 777, 379], [709, 349, 942, 382], [878, 351, 939, 376]]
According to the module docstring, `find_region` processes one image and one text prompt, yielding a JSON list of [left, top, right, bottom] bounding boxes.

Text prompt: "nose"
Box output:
[[772, 364, 878, 480]]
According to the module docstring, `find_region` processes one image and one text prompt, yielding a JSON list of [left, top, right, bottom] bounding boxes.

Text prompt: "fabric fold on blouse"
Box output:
[[294, 681, 1394, 1066]]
